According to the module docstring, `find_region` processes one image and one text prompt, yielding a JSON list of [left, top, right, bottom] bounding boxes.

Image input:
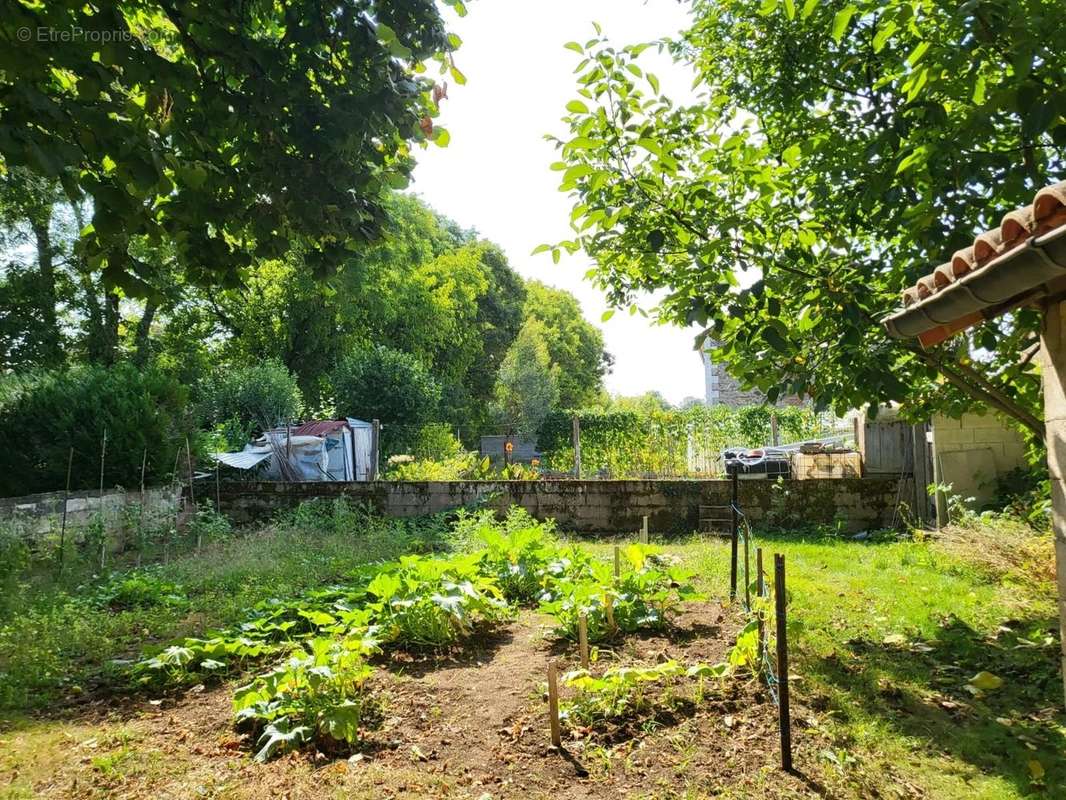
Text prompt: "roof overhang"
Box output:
[[883, 223, 1066, 346]]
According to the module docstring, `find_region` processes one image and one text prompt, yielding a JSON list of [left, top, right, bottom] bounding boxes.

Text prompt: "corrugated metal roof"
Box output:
[[292, 420, 349, 436]]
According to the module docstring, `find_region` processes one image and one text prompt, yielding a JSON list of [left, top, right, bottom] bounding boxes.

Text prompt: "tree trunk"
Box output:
[[132, 298, 159, 366], [30, 218, 63, 365]]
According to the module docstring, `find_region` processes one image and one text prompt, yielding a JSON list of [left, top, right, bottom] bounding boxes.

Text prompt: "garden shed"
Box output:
[[214, 418, 374, 481]]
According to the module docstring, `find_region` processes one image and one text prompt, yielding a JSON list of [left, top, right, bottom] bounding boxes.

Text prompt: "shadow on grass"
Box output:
[[808, 613, 1065, 795]]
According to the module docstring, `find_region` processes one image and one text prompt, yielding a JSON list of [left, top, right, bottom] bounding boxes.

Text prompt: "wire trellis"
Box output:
[[732, 502, 782, 709]]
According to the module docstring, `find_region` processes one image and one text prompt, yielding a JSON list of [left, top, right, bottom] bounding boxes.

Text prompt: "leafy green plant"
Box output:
[[473, 509, 559, 604], [539, 544, 702, 642], [561, 660, 730, 727], [91, 569, 188, 612], [186, 505, 233, 549], [233, 635, 383, 762], [365, 554, 510, 649], [134, 635, 279, 685]]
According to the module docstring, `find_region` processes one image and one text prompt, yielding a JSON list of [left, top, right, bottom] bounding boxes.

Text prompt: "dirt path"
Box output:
[[4, 603, 838, 799]]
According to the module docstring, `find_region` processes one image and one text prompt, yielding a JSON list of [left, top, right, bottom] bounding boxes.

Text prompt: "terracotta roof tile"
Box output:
[[900, 180, 1066, 307]]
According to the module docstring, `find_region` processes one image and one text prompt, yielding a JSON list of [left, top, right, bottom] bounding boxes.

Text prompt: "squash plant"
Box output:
[[364, 554, 510, 649], [539, 544, 702, 642], [561, 660, 731, 727], [233, 635, 382, 762]]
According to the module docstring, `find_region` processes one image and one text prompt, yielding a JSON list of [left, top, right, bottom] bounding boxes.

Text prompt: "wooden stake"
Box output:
[[57, 446, 73, 576], [547, 660, 562, 748], [578, 615, 589, 668], [774, 553, 793, 772], [743, 517, 751, 611], [640, 515, 649, 544], [99, 429, 107, 571], [729, 472, 739, 600], [613, 544, 620, 578], [756, 547, 765, 660]]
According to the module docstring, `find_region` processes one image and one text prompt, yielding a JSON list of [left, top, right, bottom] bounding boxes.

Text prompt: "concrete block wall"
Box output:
[[932, 412, 1027, 507], [213, 477, 908, 535]]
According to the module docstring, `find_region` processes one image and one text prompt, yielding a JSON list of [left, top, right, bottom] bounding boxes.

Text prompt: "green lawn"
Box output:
[[614, 526, 1062, 799], [1, 503, 1061, 798]]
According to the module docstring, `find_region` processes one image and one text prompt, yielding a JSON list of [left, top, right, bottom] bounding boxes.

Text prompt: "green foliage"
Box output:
[[0, 364, 192, 496], [90, 569, 188, 612], [522, 281, 612, 409], [333, 345, 441, 453], [538, 544, 703, 642], [365, 554, 511, 648], [0, 519, 30, 614], [469, 508, 560, 603], [198, 360, 303, 438], [233, 636, 382, 761], [493, 318, 560, 438], [561, 660, 730, 727], [549, 1, 1063, 436], [1, 0, 464, 292], [539, 404, 821, 477]]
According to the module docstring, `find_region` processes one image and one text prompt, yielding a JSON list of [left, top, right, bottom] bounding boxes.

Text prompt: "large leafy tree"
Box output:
[[493, 318, 560, 438], [550, 1, 1066, 439], [523, 281, 612, 409], [0, 0, 465, 297]]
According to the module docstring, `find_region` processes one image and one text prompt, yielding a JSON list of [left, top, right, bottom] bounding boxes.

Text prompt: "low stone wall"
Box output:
[[215, 477, 908, 534], [0, 487, 182, 547]]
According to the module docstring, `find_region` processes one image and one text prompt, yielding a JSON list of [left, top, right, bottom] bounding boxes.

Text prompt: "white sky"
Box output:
[[410, 0, 706, 405]]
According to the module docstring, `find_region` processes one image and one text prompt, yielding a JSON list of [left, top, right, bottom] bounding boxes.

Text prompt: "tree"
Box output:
[[0, 364, 192, 496], [198, 360, 304, 435], [522, 281, 612, 409], [332, 344, 441, 452], [549, 2, 1066, 440], [1, 0, 466, 296], [493, 319, 560, 438]]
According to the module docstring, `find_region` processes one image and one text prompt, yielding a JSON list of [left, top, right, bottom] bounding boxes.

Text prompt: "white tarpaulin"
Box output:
[[213, 433, 329, 481]]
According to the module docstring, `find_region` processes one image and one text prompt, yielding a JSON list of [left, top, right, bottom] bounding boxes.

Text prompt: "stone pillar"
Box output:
[[1041, 299, 1066, 706]]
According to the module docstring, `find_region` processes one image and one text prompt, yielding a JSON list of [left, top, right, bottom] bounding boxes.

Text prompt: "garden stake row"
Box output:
[[732, 489, 793, 773]]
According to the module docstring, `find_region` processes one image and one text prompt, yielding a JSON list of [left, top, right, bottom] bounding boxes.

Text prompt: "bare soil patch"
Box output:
[[7, 602, 838, 799]]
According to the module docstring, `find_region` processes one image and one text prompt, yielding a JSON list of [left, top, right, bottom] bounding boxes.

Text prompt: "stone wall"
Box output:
[[0, 487, 182, 549], [214, 477, 907, 534]]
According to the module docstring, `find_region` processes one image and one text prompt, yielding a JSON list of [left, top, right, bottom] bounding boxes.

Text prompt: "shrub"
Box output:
[[198, 360, 303, 445], [0, 364, 192, 496], [332, 345, 441, 454]]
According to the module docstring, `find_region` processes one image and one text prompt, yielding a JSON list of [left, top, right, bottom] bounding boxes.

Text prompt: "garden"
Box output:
[[1, 498, 1061, 799]]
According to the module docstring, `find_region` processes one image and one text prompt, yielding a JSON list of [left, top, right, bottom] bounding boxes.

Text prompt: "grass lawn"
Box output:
[[0, 503, 1061, 799]]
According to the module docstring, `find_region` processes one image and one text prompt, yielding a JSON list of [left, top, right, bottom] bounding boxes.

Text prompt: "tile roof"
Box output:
[[901, 181, 1066, 307]]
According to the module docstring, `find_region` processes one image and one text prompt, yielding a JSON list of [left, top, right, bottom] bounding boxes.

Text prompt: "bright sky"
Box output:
[[410, 0, 706, 405]]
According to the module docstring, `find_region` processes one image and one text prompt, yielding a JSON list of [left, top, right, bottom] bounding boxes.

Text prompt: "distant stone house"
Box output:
[[701, 339, 805, 407]]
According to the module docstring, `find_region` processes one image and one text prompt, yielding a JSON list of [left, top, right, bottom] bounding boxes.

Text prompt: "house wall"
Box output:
[[932, 412, 1028, 508], [211, 477, 907, 534]]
